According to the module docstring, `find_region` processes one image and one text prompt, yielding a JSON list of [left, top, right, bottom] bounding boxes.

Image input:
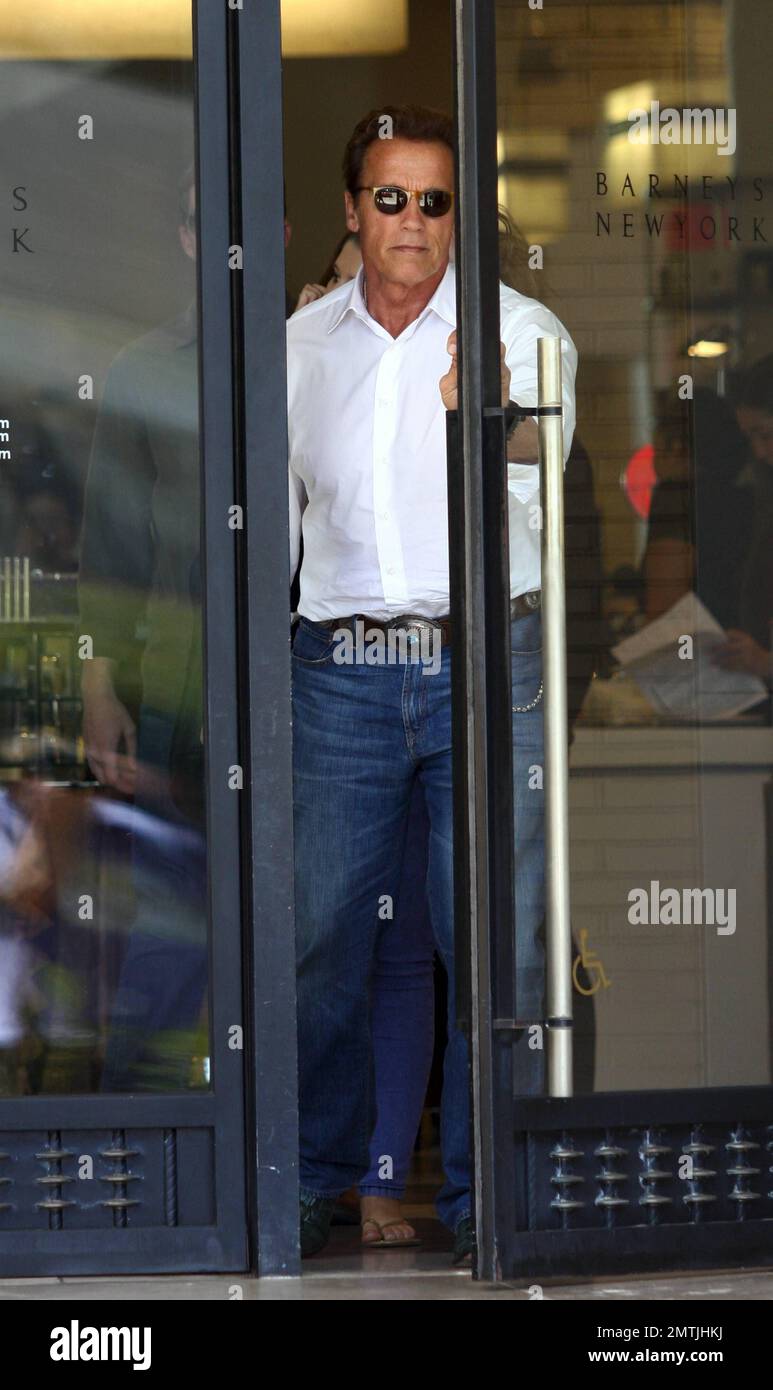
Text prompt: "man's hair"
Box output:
[[342, 105, 454, 196]]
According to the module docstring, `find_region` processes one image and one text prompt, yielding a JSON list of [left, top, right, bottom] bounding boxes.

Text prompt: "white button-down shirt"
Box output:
[[287, 262, 576, 621]]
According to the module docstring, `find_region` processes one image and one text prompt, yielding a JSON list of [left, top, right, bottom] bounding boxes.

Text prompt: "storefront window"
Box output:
[[496, 0, 773, 1090], [0, 7, 209, 1094]]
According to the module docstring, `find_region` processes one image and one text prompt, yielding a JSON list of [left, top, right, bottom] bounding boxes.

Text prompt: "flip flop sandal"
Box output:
[[360, 1218, 422, 1249]]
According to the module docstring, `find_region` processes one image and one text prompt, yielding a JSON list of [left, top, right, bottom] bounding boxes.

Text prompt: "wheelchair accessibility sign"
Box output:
[[572, 929, 611, 996]]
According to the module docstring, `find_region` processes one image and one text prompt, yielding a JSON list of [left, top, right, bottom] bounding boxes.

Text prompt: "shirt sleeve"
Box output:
[[286, 332, 308, 584], [501, 301, 578, 506], [289, 463, 307, 583]]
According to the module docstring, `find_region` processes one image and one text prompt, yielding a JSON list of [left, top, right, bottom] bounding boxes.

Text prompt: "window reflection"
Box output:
[[496, 0, 773, 1092], [0, 27, 208, 1094]]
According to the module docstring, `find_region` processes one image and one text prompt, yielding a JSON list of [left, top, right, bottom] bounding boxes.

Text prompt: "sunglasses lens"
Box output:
[[373, 186, 407, 214], [420, 189, 453, 218]]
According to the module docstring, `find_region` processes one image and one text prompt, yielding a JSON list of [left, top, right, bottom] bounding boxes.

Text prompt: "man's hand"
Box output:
[[82, 662, 137, 793], [439, 330, 511, 410]]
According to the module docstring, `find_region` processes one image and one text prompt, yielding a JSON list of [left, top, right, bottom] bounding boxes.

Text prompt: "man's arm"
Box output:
[[501, 308, 577, 503], [79, 350, 156, 667], [289, 464, 307, 586], [438, 329, 565, 467], [79, 350, 156, 790]]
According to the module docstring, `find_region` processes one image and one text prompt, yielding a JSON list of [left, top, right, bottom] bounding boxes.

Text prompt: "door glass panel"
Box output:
[[0, 7, 209, 1093], [495, 0, 773, 1091]]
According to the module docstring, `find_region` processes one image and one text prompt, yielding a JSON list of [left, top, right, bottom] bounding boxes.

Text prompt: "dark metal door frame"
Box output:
[[451, 0, 520, 1282], [452, 0, 773, 1283], [233, 0, 300, 1278], [0, 0, 297, 1278]]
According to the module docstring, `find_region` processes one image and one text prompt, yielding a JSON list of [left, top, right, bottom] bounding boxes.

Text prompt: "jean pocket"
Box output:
[[291, 619, 338, 666], [510, 609, 542, 657], [511, 645, 543, 712]]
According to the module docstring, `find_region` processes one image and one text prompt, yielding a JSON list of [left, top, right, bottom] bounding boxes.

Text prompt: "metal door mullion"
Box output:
[[0, 1228, 236, 1279], [453, 0, 517, 1282], [510, 1084, 773, 1133], [235, 0, 300, 1278], [194, 0, 249, 1273], [0, 1, 249, 1279], [0, 1096, 216, 1129]]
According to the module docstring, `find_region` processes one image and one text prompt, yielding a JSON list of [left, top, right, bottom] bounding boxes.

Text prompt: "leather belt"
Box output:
[[317, 592, 540, 644], [319, 614, 452, 647]]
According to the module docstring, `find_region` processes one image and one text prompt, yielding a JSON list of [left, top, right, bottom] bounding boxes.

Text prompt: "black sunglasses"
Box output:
[[355, 185, 455, 219]]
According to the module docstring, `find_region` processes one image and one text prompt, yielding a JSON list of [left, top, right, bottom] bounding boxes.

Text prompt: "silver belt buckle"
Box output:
[[511, 590, 541, 620], [398, 617, 433, 647]]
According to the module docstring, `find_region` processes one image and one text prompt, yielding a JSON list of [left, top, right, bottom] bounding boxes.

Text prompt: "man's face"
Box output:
[[737, 405, 773, 468], [344, 137, 454, 289]]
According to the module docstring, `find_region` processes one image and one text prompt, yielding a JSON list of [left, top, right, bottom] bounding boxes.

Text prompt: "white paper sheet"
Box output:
[[611, 593, 767, 721]]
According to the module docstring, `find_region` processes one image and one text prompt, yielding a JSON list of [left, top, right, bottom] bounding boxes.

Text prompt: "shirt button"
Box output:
[[381, 511, 390, 520], [386, 566, 396, 575]]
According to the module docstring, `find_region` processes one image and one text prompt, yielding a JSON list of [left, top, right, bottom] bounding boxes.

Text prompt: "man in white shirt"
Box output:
[[288, 105, 577, 1262]]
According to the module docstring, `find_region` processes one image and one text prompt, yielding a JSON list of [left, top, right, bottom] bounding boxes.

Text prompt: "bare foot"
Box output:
[[360, 1196, 418, 1245]]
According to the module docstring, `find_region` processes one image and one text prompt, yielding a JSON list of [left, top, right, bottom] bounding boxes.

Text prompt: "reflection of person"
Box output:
[[288, 104, 576, 1264], [79, 167, 200, 802], [718, 356, 773, 687], [78, 166, 207, 1089]]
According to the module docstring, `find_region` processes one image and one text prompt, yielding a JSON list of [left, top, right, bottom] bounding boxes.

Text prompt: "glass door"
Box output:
[[453, 0, 773, 1280], [0, 0, 260, 1276]]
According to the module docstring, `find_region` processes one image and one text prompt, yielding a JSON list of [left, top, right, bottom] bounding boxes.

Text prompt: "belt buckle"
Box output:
[[512, 591, 540, 620], [399, 617, 433, 648]]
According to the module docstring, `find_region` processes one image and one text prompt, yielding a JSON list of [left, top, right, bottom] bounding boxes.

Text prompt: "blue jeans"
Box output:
[[292, 610, 545, 1231], [358, 778, 435, 1200]]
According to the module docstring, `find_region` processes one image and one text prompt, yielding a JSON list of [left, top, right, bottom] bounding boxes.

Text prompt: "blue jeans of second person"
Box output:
[[292, 609, 545, 1232]]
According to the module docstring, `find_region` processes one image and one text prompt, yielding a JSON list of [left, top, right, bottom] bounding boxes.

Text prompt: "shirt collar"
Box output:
[[326, 266, 368, 334], [429, 261, 457, 327], [327, 261, 457, 337]]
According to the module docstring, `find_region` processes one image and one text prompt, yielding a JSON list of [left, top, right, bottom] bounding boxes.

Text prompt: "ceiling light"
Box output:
[[687, 339, 729, 358], [0, 0, 409, 60]]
